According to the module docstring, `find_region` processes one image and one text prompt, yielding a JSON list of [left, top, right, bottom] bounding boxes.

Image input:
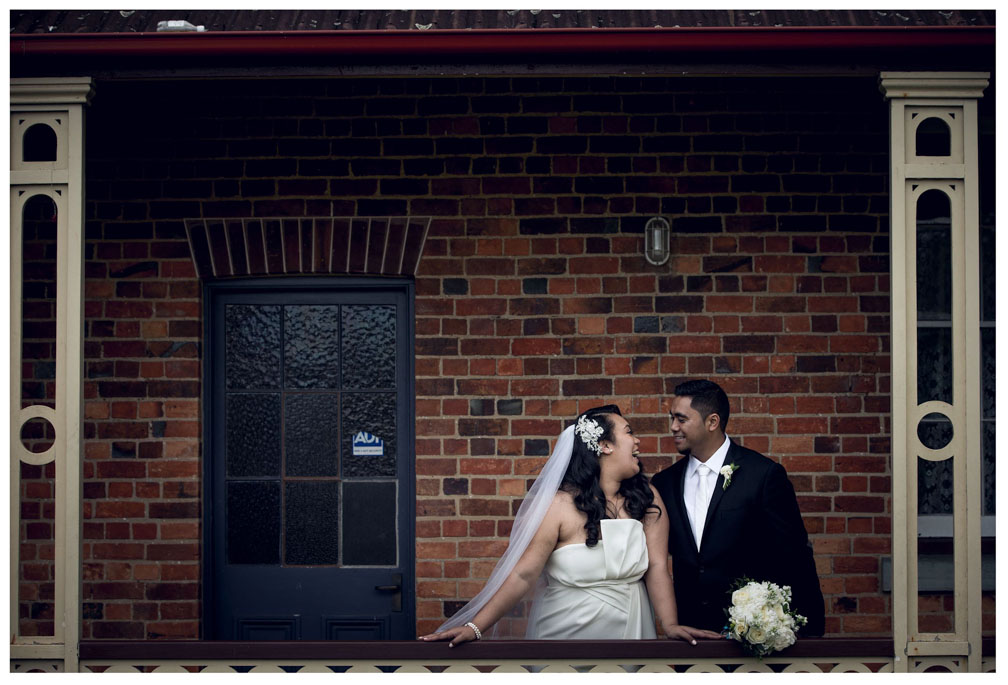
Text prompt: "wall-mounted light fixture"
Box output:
[[644, 216, 670, 266]]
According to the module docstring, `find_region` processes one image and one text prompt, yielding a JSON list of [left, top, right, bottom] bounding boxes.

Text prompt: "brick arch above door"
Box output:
[[183, 217, 431, 279]]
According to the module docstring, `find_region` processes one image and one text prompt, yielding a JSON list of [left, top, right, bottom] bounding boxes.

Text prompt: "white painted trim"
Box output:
[[10, 76, 93, 674], [879, 72, 990, 100], [879, 71, 988, 672], [10, 78, 94, 107]]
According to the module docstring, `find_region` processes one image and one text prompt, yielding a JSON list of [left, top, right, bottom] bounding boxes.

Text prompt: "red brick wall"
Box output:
[[30, 73, 988, 639], [80, 212, 202, 638], [412, 224, 895, 635]]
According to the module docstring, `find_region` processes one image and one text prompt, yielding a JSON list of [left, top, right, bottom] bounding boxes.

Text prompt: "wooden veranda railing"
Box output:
[[7, 638, 992, 674]]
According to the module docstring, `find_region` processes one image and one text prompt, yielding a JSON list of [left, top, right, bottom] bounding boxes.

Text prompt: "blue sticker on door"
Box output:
[[352, 431, 384, 457]]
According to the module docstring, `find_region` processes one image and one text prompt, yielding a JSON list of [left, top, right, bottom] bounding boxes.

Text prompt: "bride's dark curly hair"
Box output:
[[560, 405, 660, 547]]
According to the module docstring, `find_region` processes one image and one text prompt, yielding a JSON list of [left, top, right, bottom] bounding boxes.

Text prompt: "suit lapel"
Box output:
[[699, 440, 740, 551]]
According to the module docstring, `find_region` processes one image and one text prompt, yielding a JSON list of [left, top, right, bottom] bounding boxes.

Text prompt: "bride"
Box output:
[[419, 405, 721, 646]]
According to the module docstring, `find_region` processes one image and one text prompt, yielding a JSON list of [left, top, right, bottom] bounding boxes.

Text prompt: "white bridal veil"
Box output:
[[434, 424, 576, 637]]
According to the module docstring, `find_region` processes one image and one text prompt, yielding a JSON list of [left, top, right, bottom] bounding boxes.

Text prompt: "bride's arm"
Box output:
[[419, 495, 563, 646], [643, 485, 722, 643]]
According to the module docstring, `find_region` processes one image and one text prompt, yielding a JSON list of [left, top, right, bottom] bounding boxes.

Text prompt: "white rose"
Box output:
[[748, 627, 768, 644], [733, 585, 755, 606], [774, 630, 796, 652]]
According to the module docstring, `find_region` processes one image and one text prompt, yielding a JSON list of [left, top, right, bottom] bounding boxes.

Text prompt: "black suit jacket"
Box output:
[[651, 440, 825, 636]]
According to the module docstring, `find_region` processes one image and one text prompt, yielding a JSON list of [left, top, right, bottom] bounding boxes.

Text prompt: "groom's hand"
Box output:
[[663, 623, 724, 644]]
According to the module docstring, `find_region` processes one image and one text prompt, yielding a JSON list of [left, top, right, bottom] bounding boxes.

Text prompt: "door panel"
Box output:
[[205, 280, 415, 639]]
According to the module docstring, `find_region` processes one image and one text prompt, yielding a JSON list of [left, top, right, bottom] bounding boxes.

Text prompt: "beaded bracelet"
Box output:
[[464, 621, 482, 640]]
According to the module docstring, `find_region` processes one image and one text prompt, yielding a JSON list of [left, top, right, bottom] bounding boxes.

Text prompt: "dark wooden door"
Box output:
[[204, 279, 415, 639]]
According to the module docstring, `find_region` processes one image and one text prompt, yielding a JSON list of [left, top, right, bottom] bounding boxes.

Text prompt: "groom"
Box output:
[[651, 379, 825, 636]]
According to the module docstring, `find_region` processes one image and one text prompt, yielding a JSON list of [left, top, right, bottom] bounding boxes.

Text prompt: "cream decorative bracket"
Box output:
[[879, 71, 988, 673], [10, 77, 93, 673]]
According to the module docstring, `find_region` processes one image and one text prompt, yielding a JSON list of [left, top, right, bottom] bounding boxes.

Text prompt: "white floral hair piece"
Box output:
[[575, 414, 605, 455]]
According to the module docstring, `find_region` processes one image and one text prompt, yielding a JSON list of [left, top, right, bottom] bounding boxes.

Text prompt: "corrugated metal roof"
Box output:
[[9, 9, 995, 34]]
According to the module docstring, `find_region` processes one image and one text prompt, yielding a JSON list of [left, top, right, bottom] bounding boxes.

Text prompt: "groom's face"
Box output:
[[669, 395, 717, 459]]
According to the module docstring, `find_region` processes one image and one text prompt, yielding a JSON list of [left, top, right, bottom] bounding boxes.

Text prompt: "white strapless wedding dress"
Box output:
[[525, 518, 656, 639]]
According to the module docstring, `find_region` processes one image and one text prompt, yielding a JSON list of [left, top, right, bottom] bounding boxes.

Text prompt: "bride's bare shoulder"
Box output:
[[542, 489, 579, 519], [553, 488, 575, 503], [550, 489, 578, 509], [550, 489, 588, 524], [527, 491, 579, 541], [549, 489, 588, 542]]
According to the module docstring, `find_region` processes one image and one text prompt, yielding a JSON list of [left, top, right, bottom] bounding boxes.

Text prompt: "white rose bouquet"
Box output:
[[725, 578, 807, 659]]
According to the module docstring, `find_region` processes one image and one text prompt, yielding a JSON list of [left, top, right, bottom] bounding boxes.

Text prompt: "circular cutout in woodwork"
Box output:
[[20, 415, 55, 453], [916, 412, 953, 451]]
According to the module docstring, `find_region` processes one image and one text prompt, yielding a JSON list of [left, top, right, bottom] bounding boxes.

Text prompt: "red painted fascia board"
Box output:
[[11, 26, 995, 60]]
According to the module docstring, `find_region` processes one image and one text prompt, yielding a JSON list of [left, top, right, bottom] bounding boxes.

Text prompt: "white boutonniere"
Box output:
[[720, 463, 739, 490]]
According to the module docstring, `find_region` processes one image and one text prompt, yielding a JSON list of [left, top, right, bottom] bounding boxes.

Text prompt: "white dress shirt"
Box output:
[[683, 434, 731, 550]]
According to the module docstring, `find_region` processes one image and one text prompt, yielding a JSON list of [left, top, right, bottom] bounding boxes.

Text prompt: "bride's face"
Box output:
[[600, 414, 641, 480]]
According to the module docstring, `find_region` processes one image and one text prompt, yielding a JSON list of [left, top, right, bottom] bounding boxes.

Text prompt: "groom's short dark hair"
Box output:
[[674, 379, 730, 433]]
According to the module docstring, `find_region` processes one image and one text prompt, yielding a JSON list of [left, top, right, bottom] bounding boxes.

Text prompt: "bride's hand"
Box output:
[[418, 624, 478, 647], [662, 623, 724, 644]]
